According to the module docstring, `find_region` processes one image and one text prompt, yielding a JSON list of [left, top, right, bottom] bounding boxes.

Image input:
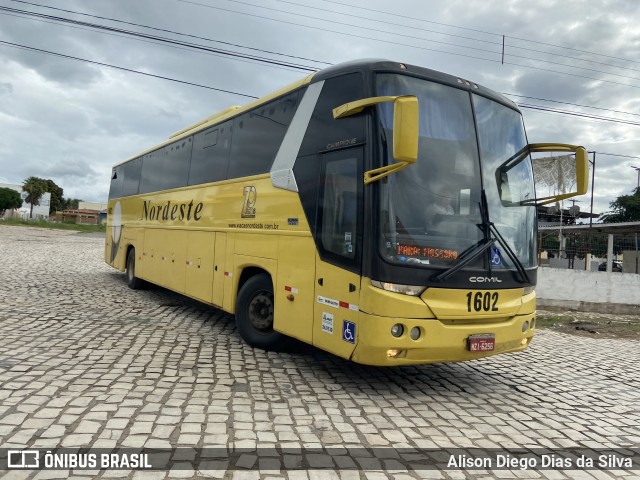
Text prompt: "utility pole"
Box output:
[[632, 165, 640, 189], [587, 152, 596, 271]]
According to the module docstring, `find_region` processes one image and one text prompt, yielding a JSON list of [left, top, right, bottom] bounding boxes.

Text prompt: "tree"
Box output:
[[601, 188, 640, 223], [22, 176, 47, 218], [0, 187, 22, 216], [62, 198, 81, 210], [44, 179, 64, 214]]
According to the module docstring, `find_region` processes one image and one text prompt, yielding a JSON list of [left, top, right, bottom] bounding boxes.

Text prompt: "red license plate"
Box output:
[[467, 334, 495, 352]]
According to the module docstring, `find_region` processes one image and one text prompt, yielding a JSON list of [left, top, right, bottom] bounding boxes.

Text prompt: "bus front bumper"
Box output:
[[350, 312, 536, 366]]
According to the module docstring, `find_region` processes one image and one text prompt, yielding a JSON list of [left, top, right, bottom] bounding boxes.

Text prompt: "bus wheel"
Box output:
[[125, 248, 144, 290], [235, 273, 290, 350]]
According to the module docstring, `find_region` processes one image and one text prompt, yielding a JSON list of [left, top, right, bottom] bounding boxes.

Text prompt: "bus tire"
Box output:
[[235, 273, 290, 350], [125, 248, 144, 290]]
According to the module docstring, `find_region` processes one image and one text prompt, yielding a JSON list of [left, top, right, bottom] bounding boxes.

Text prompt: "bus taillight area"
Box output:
[[352, 279, 537, 366]]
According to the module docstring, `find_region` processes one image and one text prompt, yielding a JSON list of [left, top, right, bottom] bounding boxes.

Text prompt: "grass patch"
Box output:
[[536, 312, 640, 339], [0, 218, 106, 233], [534, 315, 569, 328]]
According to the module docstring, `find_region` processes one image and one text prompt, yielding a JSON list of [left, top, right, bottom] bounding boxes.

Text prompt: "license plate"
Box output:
[[467, 334, 495, 352]]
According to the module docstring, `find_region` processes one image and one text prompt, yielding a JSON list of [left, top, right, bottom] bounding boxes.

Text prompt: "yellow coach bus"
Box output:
[[106, 59, 587, 366]]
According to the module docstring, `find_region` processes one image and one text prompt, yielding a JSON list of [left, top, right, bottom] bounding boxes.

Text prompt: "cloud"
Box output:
[[0, 0, 637, 217]]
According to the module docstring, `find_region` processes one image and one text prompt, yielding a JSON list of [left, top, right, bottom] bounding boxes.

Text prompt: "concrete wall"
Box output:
[[537, 267, 640, 314]]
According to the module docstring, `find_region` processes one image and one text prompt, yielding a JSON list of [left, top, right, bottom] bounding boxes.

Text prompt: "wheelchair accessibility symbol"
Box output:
[[490, 246, 502, 266], [342, 320, 356, 344]]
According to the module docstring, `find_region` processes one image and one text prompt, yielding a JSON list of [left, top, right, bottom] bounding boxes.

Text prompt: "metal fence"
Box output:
[[539, 230, 640, 273]]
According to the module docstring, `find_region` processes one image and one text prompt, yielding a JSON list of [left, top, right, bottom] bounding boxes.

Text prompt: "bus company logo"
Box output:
[[141, 199, 204, 222], [241, 186, 257, 218]]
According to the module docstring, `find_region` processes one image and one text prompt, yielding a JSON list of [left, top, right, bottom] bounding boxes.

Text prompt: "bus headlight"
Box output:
[[371, 281, 426, 296]]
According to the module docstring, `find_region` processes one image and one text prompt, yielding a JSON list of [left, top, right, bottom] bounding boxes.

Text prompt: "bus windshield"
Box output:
[[376, 74, 536, 272]]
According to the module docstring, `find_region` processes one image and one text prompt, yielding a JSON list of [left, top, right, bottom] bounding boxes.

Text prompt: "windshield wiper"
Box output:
[[430, 237, 496, 282], [487, 219, 530, 284], [430, 189, 530, 284]]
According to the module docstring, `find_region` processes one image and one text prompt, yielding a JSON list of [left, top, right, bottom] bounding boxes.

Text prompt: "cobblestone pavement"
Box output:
[[0, 225, 639, 479]]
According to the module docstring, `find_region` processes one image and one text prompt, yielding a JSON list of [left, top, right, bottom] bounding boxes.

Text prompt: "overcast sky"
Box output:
[[0, 0, 638, 216]]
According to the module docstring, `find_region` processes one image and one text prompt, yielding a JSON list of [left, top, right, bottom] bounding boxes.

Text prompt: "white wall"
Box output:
[[0, 183, 50, 219], [537, 267, 640, 312]]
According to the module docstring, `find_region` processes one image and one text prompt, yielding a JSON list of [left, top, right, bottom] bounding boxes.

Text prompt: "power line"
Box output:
[[518, 103, 640, 127], [0, 5, 319, 72], [5, 36, 640, 132], [502, 59, 640, 91], [502, 50, 640, 82], [221, 0, 640, 83], [596, 152, 640, 160], [215, 0, 502, 58], [178, 0, 640, 91], [2, 38, 638, 171], [504, 93, 640, 119], [320, 0, 499, 37], [0, 39, 259, 99], [274, 0, 640, 77], [9, 0, 330, 66], [5, 5, 640, 128], [266, 0, 502, 47], [317, 0, 640, 67], [0, 10, 308, 73], [11, 0, 640, 101]]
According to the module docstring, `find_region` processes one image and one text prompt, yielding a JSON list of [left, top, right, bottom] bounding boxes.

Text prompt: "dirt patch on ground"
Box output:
[[536, 310, 640, 340]]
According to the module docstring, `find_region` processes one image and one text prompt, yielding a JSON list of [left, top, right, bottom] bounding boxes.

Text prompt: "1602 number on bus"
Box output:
[[466, 291, 499, 312]]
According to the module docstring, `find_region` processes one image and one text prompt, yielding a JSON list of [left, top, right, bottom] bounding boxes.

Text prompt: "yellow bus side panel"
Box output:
[[141, 228, 160, 282], [162, 229, 187, 293], [273, 236, 316, 344], [185, 230, 215, 303], [140, 228, 187, 292], [234, 233, 278, 259], [213, 233, 226, 308], [223, 234, 236, 313]]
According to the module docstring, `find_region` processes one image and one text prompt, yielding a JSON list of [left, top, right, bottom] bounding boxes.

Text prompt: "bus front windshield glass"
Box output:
[[376, 74, 535, 271]]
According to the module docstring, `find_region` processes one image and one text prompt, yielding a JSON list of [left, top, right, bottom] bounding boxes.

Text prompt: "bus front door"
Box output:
[[312, 148, 362, 360]]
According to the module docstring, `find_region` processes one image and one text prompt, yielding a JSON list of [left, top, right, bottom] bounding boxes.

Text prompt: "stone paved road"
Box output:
[[0, 225, 638, 479]]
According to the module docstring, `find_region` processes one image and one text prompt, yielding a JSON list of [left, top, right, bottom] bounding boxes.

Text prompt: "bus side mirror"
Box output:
[[529, 144, 589, 205], [391, 96, 419, 164], [497, 143, 589, 206], [333, 95, 419, 184]]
